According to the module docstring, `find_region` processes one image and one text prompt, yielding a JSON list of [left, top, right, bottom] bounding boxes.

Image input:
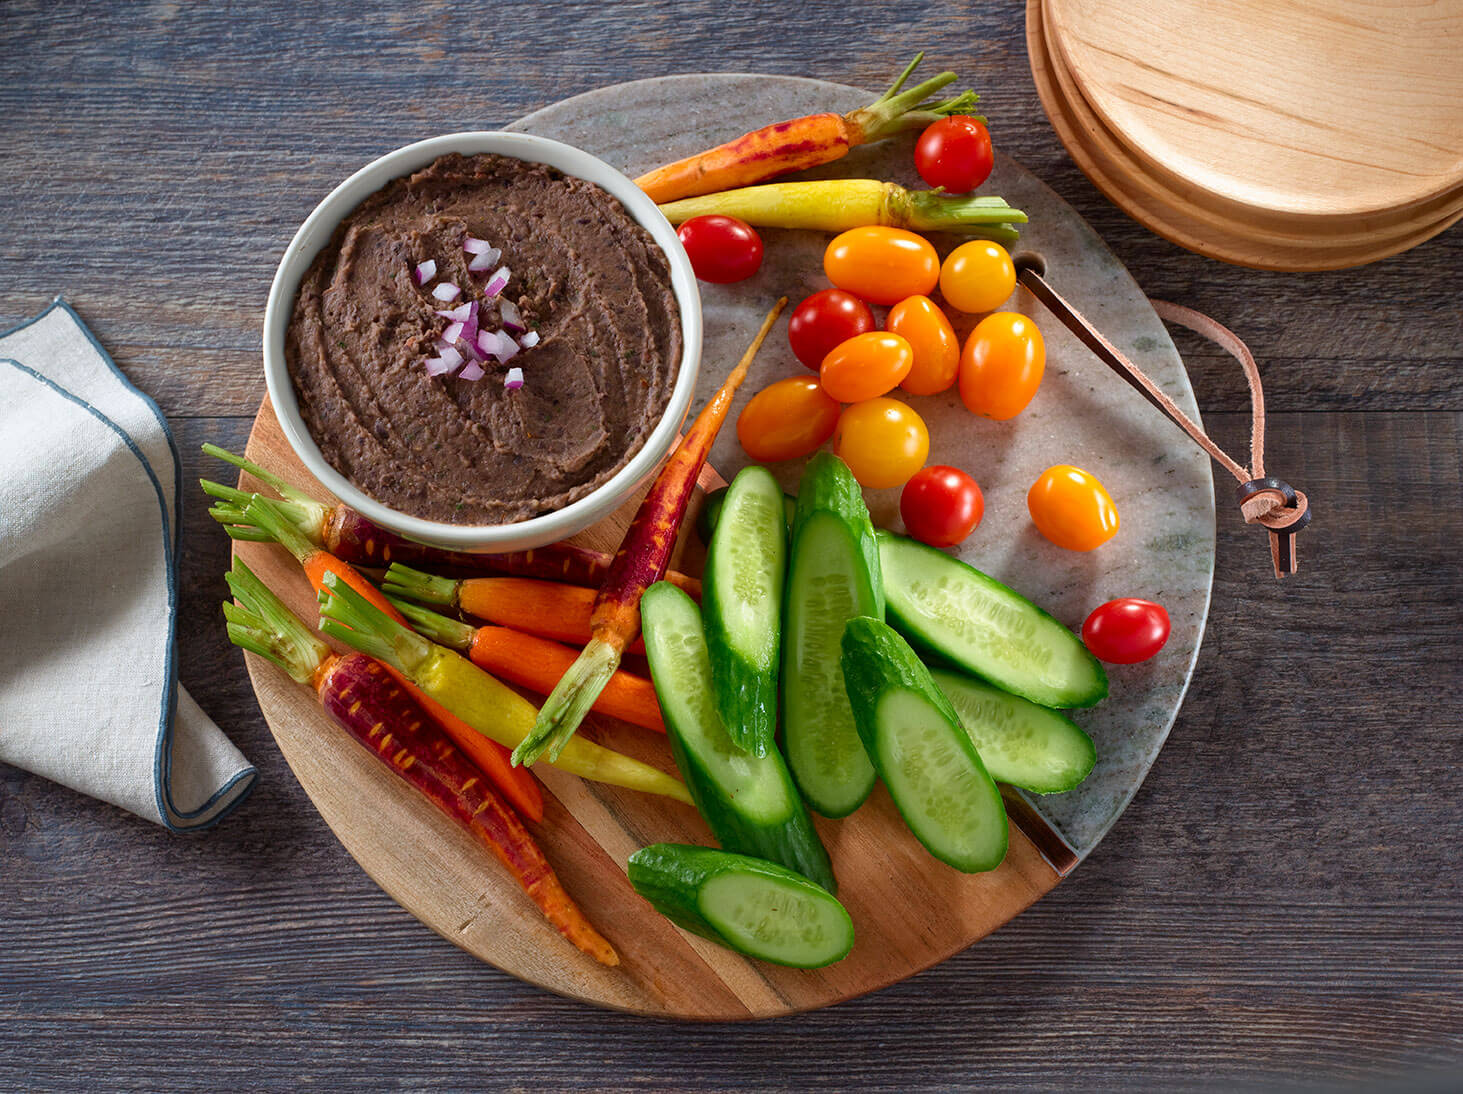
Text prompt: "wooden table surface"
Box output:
[[2, 1, 1459, 1088]]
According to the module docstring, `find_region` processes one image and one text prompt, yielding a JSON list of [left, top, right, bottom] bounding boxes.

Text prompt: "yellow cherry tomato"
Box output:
[[939, 240, 1016, 314], [819, 331, 914, 403], [1027, 465, 1119, 551], [737, 376, 842, 462], [958, 312, 1046, 420], [832, 397, 930, 489], [824, 227, 940, 306], [887, 295, 960, 395]]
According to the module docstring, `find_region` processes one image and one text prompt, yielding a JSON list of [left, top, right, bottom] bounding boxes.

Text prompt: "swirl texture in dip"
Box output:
[[286, 152, 682, 525]]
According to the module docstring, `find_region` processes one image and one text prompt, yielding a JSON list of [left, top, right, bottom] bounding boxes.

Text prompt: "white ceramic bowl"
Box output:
[[262, 131, 702, 552]]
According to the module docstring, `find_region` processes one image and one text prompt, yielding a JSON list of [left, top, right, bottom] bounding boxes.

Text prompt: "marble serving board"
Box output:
[[512, 75, 1216, 858]]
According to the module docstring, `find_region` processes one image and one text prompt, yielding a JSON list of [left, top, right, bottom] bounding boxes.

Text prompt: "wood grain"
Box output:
[[0, 0, 1459, 1086], [1029, 0, 1463, 270], [236, 400, 1060, 1019], [1046, 0, 1463, 217]]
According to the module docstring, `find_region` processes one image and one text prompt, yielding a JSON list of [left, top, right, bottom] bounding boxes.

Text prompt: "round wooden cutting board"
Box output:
[[1031, 0, 1463, 269], [238, 74, 1216, 1018]]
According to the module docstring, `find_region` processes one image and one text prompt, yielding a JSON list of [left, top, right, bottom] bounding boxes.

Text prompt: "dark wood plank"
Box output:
[[1, 0, 1460, 1087]]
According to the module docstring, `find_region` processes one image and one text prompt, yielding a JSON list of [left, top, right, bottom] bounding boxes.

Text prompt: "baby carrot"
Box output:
[[658, 180, 1026, 243], [383, 566, 647, 656], [513, 298, 786, 766], [235, 494, 543, 822], [317, 572, 692, 804], [201, 446, 701, 597], [635, 54, 981, 203], [221, 559, 615, 966], [390, 599, 666, 734]]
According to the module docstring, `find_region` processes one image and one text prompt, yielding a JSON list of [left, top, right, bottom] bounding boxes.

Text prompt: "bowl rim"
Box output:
[[261, 130, 703, 551]]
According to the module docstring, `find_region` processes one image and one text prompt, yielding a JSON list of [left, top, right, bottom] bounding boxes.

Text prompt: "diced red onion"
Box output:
[[499, 299, 526, 334], [455, 336, 485, 364], [519, 330, 541, 348], [413, 259, 437, 285], [436, 301, 473, 322], [496, 332, 521, 362], [468, 247, 502, 272], [459, 314, 479, 348], [424, 342, 463, 376], [477, 329, 499, 358], [459, 361, 486, 381], [463, 237, 495, 255], [483, 266, 510, 299], [504, 366, 524, 390], [442, 320, 465, 344], [432, 282, 461, 302]]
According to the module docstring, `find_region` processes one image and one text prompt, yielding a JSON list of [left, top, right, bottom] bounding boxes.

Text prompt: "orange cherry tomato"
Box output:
[[939, 240, 1016, 314], [736, 376, 841, 462], [887, 295, 960, 395], [958, 312, 1046, 420], [823, 227, 940, 306], [832, 397, 930, 489], [1027, 465, 1119, 551], [819, 332, 914, 403]]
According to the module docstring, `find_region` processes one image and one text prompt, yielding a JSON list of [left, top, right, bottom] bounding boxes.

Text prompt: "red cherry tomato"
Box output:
[[787, 289, 876, 370], [1083, 598, 1171, 664], [736, 376, 841, 462], [1027, 465, 1119, 551], [914, 116, 994, 194], [900, 465, 985, 547], [819, 332, 914, 403], [824, 227, 940, 305], [676, 215, 764, 283]]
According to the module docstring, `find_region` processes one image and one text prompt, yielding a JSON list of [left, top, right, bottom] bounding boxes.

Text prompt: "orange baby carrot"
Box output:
[[382, 569, 648, 656], [634, 54, 979, 203], [390, 601, 666, 734]]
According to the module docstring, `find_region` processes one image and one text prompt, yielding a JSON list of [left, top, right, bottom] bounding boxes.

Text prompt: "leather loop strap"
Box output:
[[1017, 266, 1311, 578]]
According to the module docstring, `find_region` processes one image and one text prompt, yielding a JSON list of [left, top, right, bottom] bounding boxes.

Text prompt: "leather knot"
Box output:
[[1236, 477, 1311, 576]]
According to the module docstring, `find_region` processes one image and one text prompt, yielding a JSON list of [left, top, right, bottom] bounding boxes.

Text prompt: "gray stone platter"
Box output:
[[511, 74, 1215, 860]]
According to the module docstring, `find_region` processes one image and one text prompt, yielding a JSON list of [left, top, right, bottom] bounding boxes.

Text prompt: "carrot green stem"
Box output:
[[217, 522, 276, 543], [388, 597, 476, 651], [222, 557, 331, 683], [317, 571, 434, 675], [896, 189, 1026, 237], [381, 563, 461, 608], [202, 443, 317, 506], [241, 494, 318, 565], [201, 478, 326, 548], [845, 53, 983, 142], [512, 638, 621, 766]]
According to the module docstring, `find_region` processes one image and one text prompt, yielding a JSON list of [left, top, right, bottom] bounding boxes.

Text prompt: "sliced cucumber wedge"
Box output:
[[641, 582, 835, 892], [698, 486, 796, 546], [781, 453, 881, 817], [930, 668, 1096, 793], [703, 466, 787, 756], [841, 617, 1008, 873], [878, 532, 1107, 709], [628, 843, 854, 968]]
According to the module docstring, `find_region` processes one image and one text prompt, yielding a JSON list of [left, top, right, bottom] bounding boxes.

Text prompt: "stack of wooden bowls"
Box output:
[[1026, 0, 1463, 270]]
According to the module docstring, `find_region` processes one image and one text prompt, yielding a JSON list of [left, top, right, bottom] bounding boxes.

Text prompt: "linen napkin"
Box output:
[[0, 299, 256, 830]]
